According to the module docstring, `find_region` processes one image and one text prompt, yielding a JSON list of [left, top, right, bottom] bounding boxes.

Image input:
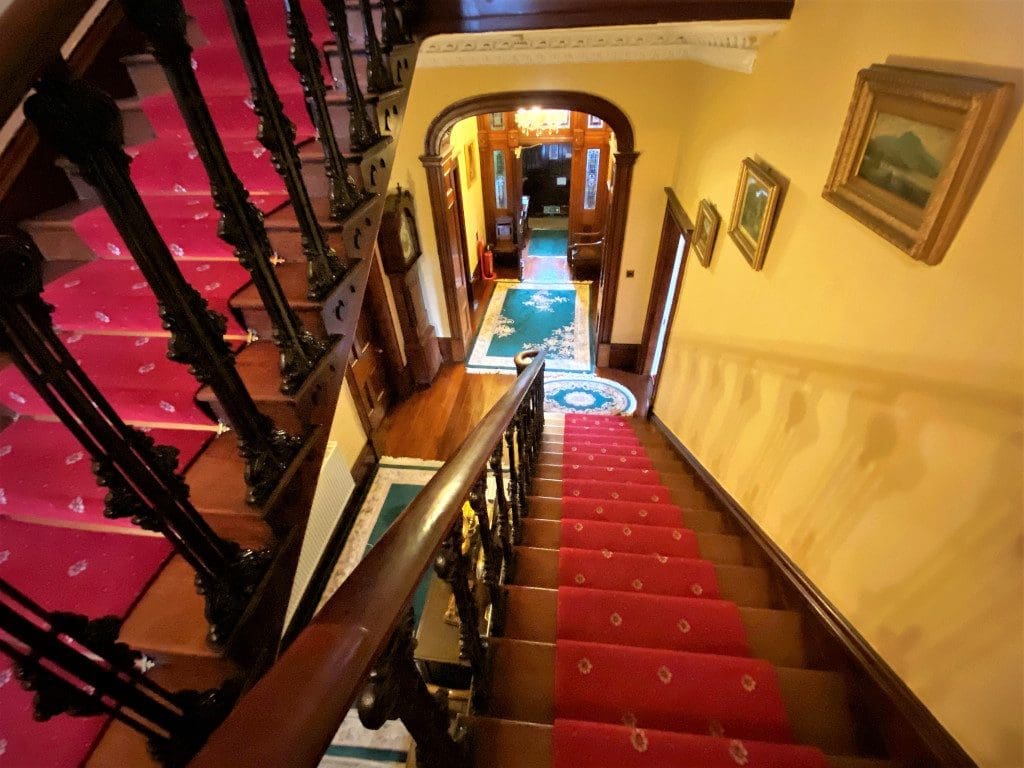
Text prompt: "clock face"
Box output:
[[399, 209, 419, 265]]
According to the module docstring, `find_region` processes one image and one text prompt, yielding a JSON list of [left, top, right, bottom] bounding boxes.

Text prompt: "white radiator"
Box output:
[[282, 441, 355, 632]]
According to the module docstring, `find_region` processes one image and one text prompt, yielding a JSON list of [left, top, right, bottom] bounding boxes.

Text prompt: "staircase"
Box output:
[[0, 1, 416, 765], [465, 411, 896, 768]]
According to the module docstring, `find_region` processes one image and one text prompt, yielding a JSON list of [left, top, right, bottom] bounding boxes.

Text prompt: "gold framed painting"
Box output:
[[823, 64, 1011, 265], [692, 199, 721, 268], [728, 158, 782, 270]]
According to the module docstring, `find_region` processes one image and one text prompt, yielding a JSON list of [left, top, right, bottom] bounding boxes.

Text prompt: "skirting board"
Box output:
[[649, 412, 976, 767]]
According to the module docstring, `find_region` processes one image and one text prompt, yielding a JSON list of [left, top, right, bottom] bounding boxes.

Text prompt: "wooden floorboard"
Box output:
[[374, 362, 653, 461]]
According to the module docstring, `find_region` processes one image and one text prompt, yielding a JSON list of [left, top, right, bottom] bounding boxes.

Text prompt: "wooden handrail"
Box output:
[[191, 350, 546, 767], [0, 0, 99, 129]]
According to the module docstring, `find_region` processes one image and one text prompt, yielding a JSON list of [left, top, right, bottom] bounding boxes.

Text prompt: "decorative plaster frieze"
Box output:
[[416, 20, 786, 74]]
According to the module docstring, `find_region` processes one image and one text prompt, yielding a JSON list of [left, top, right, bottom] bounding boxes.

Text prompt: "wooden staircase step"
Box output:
[[464, 718, 893, 768], [195, 337, 347, 435], [531, 477, 716, 510], [22, 200, 104, 262], [262, 189, 383, 260], [486, 638, 858, 754], [84, 654, 238, 768], [502, 585, 806, 667], [520, 518, 759, 566], [535, 462, 701, 490], [539, 450, 689, 476], [527, 495, 728, 534], [541, 438, 684, 463], [512, 547, 775, 608]]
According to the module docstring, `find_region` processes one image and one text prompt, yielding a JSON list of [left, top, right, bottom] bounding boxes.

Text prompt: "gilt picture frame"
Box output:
[[822, 64, 1011, 265], [728, 158, 782, 270], [693, 199, 721, 268], [464, 139, 478, 185]]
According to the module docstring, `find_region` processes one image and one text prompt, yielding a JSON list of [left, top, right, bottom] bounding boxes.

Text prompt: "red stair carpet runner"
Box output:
[[551, 413, 828, 768], [0, 0, 336, 765]]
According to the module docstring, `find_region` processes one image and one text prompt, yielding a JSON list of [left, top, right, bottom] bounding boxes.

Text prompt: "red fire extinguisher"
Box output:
[[479, 240, 496, 280]]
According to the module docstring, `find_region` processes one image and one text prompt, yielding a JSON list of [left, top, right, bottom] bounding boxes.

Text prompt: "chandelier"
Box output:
[[514, 107, 571, 136]]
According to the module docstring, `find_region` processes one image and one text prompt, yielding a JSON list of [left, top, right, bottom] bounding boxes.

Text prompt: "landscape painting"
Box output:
[[822, 64, 1011, 264], [728, 158, 782, 271], [857, 113, 955, 208]]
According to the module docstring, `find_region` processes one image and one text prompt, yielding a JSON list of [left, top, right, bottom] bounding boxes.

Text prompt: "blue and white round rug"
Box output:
[[544, 375, 638, 415]]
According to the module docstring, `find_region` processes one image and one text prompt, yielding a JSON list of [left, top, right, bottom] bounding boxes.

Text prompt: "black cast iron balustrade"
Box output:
[[358, 0, 397, 94], [0, 580, 239, 767], [24, 66, 302, 507], [433, 523, 487, 681], [488, 439, 516, 578], [0, 230, 271, 644], [321, 0, 382, 152], [284, 0, 370, 220], [379, 0, 413, 50], [357, 608, 470, 768], [467, 472, 501, 610], [120, 0, 327, 396], [504, 417, 525, 545], [219, 0, 347, 300]]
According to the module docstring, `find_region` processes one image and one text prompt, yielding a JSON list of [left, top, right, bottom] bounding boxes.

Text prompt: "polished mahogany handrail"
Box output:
[[0, 0, 98, 127], [191, 350, 546, 767]]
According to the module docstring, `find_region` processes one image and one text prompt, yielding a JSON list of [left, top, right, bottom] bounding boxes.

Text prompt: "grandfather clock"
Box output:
[[378, 187, 442, 386]]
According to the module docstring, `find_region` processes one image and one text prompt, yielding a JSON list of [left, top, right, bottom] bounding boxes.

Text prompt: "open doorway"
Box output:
[[423, 92, 638, 367]]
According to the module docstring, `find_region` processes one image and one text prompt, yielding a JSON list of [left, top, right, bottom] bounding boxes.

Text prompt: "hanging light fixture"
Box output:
[[514, 107, 571, 136]]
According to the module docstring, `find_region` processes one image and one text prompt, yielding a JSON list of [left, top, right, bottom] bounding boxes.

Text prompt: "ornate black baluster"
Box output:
[[23, 70, 301, 505], [358, 0, 397, 94], [489, 441, 515, 578], [468, 472, 501, 606], [121, 0, 327, 395], [284, 0, 369, 220], [220, 0, 346, 299], [503, 419, 524, 543], [321, 0, 381, 152], [357, 608, 469, 768], [379, 0, 412, 49], [434, 523, 487, 680], [0, 580, 239, 767], [0, 231, 270, 643]]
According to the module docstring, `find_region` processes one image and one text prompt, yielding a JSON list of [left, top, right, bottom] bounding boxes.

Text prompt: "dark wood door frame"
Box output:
[[639, 188, 694, 412], [451, 163, 474, 308], [422, 91, 638, 363]]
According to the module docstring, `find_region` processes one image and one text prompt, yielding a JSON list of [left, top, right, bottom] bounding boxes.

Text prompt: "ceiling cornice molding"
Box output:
[[416, 20, 786, 74]]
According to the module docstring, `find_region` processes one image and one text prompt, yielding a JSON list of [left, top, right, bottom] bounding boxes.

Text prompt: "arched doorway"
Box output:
[[421, 91, 639, 364]]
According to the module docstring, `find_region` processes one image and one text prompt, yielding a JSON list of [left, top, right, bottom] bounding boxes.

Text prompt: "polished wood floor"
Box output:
[[374, 363, 653, 462]]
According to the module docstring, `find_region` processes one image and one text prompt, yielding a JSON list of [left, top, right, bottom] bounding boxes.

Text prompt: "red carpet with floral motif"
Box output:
[[552, 414, 829, 768]]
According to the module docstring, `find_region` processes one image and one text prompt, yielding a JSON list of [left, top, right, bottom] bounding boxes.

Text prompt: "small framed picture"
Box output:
[[728, 158, 782, 270], [822, 65, 1011, 265], [692, 199, 720, 268], [587, 114, 604, 128], [464, 140, 477, 185]]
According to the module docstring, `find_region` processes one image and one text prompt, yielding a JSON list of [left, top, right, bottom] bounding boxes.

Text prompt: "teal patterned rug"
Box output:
[[544, 374, 638, 415], [528, 228, 569, 257], [468, 280, 592, 374]]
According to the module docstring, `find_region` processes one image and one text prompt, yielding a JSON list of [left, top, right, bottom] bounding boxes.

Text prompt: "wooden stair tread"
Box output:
[[512, 546, 774, 608], [230, 261, 316, 311], [520, 518, 758, 565], [185, 431, 267, 518], [118, 555, 221, 658], [527, 495, 727, 534], [535, 462, 701, 489], [465, 717, 892, 768], [531, 477, 714, 508], [503, 585, 806, 667], [486, 638, 857, 754]]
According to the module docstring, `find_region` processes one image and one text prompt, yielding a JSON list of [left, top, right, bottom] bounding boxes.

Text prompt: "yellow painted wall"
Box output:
[[448, 116, 487, 276], [326, 379, 368, 472], [653, 1, 1023, 764], [388, 58, 701, 341]]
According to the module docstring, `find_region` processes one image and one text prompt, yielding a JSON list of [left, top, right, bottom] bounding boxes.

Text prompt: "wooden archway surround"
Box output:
[[421, 91, 639, 363]]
